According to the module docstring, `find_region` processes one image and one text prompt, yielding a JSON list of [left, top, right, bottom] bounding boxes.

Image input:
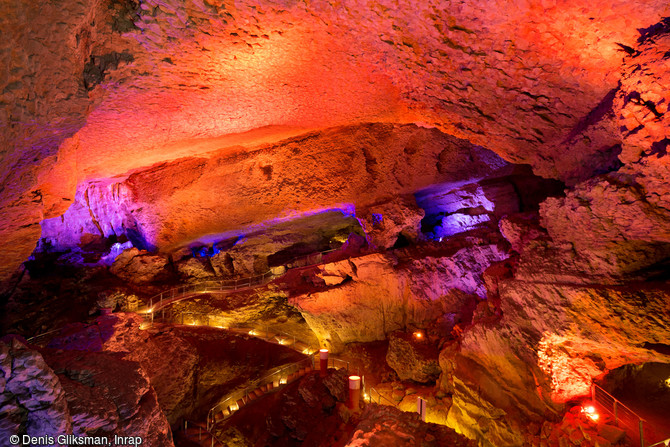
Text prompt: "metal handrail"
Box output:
[[205, 344, 352, 431], [25, 328, 64, 346], [592, 383, 647, 446], [23, 247, 345, 344], [206, 352, 354, 431], [143, 247, 341, 313], [206, 356, 314, 430], [368, 386, 398, 407], [183, 420, 225, 447]]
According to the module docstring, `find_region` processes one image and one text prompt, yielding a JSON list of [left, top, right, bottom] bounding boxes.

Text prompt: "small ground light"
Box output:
[[581, 404, 599, 421], [413, 331, 423, 339]]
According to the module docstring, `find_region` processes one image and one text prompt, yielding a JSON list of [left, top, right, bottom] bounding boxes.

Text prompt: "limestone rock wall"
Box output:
[[295, 242, 508, 352], [34, 124, 511, 256], [0, 339, 72, 446], [0, 336, 173, 447], [38, 179, 142, 252], [537, 21, 670, 280], [2, 0, 669, 286]]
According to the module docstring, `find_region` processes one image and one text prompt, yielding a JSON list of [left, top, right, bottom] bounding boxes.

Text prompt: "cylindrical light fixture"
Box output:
[[319, 349, 329, 377], [348, 375, 361, 410]]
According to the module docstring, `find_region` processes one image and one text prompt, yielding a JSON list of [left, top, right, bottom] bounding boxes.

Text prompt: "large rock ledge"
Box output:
[[294, 241, 508, 352]]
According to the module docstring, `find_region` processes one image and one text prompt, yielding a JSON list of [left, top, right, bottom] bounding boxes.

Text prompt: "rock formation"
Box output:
[[3, 2, 670, 447], [0, 336, 172, 447], [3, 0, 669, 284], [293, 239, 508, 352]]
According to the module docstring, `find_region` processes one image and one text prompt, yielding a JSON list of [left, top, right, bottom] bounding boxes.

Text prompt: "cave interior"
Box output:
[[1, 1, 670, 447]]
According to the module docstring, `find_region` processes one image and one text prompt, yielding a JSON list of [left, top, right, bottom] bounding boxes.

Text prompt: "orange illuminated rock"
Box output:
[[294, 241, 508, 352], [36, 124, 511, 256], [2, 0, 669, 284]]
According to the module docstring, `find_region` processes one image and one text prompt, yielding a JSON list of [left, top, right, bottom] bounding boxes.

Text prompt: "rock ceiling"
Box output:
[[1, 0, 670, 284]]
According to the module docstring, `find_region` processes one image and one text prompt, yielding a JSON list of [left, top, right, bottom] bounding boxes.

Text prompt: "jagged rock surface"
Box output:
[[345, 403, 476, 447], [386, 331, 441, 383], [34, 124, 511, 257], [295, 242, 508, 352], [109, 248, 171, 284], [0, 339, 72, 446], [3, 1, 669, 284]]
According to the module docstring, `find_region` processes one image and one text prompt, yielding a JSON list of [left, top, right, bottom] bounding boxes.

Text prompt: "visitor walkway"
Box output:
[[160, 316, 354, 447], [137, 248, 339, 316], [592, 384, 670, 447]]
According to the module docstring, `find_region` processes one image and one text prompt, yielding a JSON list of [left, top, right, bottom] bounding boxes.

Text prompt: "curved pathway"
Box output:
[[137, 248, 340, 315], [168, 318, 352, 447]]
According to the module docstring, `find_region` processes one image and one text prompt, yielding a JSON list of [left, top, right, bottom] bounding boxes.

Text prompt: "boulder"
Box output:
[[209, 251, 236, 277], [597, 424, 626, 445], [345, 403, 476, 446], [386, 331, 441, 383], [357, 196, 425, 249], [42, 349, 173, 445], [110, 248, 171, 284], [46, 313, 198, 425], [175, 257, 215, 281]]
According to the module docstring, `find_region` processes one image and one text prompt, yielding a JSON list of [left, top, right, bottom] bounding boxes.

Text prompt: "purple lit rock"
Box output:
[[1, 339, 72, 446]]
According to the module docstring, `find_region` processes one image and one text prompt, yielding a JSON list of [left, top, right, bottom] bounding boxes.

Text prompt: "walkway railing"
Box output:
[[182, 420, 224, 447], [206, 352, 355, 431], [206, 357, 315, 431], [142, 271, 276, 314], [592, 383, 647, 446], [25, 328, 65, 347], [141, 248, 340, 314], [368, 387, 399, 407]]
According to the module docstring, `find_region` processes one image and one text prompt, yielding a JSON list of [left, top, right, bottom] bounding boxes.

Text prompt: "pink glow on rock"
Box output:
[[537, 333, 601, 403]]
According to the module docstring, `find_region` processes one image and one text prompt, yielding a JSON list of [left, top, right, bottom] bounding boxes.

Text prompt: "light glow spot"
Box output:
[[581, 404, 599, 421], [413, 331, 423, 339]]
